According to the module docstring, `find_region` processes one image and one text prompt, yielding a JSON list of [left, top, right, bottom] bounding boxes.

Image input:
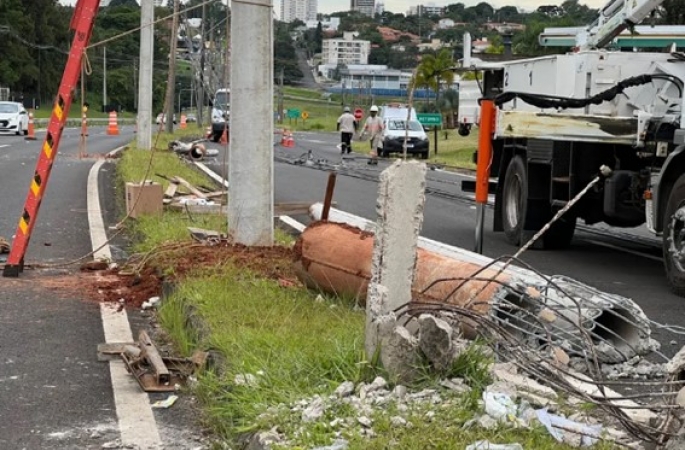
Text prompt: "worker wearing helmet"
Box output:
[[336, 106, 358, 155], [362, 105, 384, 165]]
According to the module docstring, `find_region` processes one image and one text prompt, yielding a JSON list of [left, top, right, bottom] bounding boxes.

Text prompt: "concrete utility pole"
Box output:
[[137, 0, 154, 150], [197, 1, 206, 126], [278, 66, 284, 124], [103, 47, 107, 111], [165, 0, 180, 134], [229, 0, 274, 245]]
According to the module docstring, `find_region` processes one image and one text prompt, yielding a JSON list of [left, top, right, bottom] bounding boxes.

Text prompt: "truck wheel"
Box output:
[[502, 156, 527, 246], [502, 155, 575, 249], [663, 173, 685, 296], [420, 151, 429, 160]]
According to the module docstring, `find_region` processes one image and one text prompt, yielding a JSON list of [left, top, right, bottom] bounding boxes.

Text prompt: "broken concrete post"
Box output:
[[365, 160, 427, 378], [298, 205, 655, 364]]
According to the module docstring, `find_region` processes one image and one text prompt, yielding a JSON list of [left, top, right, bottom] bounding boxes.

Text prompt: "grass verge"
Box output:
[[116, 129, 616, 450]]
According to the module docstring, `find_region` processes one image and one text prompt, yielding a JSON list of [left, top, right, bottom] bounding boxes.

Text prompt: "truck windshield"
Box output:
[[387, 120, 423, 131], [214, 92, 230, 109]]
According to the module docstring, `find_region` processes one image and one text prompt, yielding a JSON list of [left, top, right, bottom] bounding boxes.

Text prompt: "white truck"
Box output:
[[379, 103, 430, 159], [456, 80, 481, 136], [211, 88, 230, 142], [463, 0, 685, 294]]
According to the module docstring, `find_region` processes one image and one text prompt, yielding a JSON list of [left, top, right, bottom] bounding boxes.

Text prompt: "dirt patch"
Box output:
[[24, 242, 298, 308]]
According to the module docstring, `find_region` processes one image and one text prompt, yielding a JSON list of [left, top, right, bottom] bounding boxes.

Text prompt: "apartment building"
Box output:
[[280, 0, 318, 22], [322, 32, 371, 66], [351, 0, 375, 17]]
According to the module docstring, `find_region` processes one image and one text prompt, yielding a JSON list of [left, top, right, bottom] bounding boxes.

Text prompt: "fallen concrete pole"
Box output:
[[301, 205, 656, 363], [294, 221, 504, 316]]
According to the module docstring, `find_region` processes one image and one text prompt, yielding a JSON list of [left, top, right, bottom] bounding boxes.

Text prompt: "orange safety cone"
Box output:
[[220, 127, 228, 144], [25, 112, 36, 141], [285, 131, 295, 148], [107, 111, 119, 136], [180, 114, 187, 129]]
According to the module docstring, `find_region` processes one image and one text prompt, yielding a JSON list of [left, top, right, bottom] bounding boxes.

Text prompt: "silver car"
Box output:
[[0, 102, 29, 136]]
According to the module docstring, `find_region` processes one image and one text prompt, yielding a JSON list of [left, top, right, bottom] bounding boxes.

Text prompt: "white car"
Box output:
[[0, 101, 29, 136]]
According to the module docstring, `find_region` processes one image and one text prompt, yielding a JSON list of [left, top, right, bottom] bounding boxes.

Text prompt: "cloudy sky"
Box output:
[[59, 0, 604, 18]]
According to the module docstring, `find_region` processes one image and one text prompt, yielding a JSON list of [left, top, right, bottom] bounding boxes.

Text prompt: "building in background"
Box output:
[[407, 3, 444, 16], [305, 17, 340, 31], [351, 0, 375, 17], [322, 32, 371, 66], [281, 0, 318, 22], [154, 0, 164, 6], [375, 2, 385, 15]]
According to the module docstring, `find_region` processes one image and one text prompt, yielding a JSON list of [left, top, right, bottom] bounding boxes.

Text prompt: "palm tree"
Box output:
[[412, 48, 455, 111], [436, 88, 459, 129]]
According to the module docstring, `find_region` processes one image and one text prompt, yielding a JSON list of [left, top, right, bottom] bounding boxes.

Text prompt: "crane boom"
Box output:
[[577, 0, 665, 49]]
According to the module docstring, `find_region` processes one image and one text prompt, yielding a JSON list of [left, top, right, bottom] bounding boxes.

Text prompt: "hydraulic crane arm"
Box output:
[[577, 0, 665, 49]]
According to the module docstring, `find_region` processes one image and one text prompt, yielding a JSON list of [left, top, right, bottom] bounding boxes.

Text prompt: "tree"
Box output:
[[413, 48, 455, 107], [109, 0, 139, 7], [660, 0, 685, 24], [436, 88, 459, 128]]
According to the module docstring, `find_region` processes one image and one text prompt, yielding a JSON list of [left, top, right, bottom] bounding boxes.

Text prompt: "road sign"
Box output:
[[301, 111, 309, 120], [287, 109, 301, 119], [417, 113, 443, 126], [354, 108, 363, 120]]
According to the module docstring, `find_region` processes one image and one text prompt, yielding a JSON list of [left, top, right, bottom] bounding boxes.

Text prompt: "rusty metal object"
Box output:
[[322, 172, 337, 221], [100, 333, 209, 392], [294, 221, 508, 311]]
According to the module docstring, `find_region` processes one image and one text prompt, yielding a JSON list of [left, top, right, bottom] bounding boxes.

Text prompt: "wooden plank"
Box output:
[[164, 181, 179, 199], [171, 176, 208, 199]]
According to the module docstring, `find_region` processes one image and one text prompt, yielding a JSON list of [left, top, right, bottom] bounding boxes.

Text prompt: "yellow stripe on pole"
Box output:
[[43, 142, 53, 159]]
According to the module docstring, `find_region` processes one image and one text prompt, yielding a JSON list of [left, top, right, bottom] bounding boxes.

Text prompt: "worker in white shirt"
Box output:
[[362, 105, 384, 165], [336, 106, 358, 154]]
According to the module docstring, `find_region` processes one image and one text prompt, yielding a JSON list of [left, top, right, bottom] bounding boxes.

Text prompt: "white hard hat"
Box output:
[[370, 105, 379, 112], [343, 106, 351, 112]]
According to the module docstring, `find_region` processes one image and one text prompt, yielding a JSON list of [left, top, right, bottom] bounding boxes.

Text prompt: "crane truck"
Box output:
[[462, 0, 685, 295]]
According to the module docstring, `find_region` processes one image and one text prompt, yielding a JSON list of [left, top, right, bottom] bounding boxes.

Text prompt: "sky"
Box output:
[[59, 0, 605, 19]]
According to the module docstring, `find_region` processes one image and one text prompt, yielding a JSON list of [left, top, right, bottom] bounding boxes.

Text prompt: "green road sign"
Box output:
[[417, 113, 443, 126], [287, 109, 301, 119]]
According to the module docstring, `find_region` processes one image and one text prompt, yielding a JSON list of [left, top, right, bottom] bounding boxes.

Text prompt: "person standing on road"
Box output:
[[336, 106, 357, 155], [362, 105, 384, 165]]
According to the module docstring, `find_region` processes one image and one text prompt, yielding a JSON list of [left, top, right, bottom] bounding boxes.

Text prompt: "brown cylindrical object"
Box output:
[[294, 222, 510, 312], [321, 172, 337, 221]]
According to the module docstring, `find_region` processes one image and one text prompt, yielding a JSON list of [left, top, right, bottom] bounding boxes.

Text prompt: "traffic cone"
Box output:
[[107, 111, 119, 136], [25, 112, 36, 141], [180, 114, 187, 129], [220, 127, 228, 144]]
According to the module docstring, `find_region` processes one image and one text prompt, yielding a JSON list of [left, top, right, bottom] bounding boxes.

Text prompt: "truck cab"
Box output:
[[211, 88, 230, 142]]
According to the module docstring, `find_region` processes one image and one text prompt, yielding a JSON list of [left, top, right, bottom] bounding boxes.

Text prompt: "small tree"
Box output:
[[412, 48, 455, 109]]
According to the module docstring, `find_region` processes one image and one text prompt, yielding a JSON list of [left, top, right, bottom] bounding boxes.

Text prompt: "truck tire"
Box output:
[[663, 173, 685, 296], [502, 155, 575, 249], [502, 156, 527, 246]]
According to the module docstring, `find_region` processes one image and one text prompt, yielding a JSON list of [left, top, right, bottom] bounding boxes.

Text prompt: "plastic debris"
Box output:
[[465, 441, 523, 450], [151, 395, 179, 409], [535, 408, 602, 447]]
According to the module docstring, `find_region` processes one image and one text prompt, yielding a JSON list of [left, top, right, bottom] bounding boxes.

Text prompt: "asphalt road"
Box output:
[[204, 130, 685, 356], [0, 127, 204, 449]]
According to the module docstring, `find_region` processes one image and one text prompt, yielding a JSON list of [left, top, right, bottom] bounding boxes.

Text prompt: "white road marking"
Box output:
[[0, 145, 8, 148], [87, 147, 163, 449]]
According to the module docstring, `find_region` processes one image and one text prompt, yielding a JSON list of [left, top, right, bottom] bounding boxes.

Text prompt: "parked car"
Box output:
[[0, 101, 29, 136], [185, 113, 197, 123], [156, 113, 177, 125]]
